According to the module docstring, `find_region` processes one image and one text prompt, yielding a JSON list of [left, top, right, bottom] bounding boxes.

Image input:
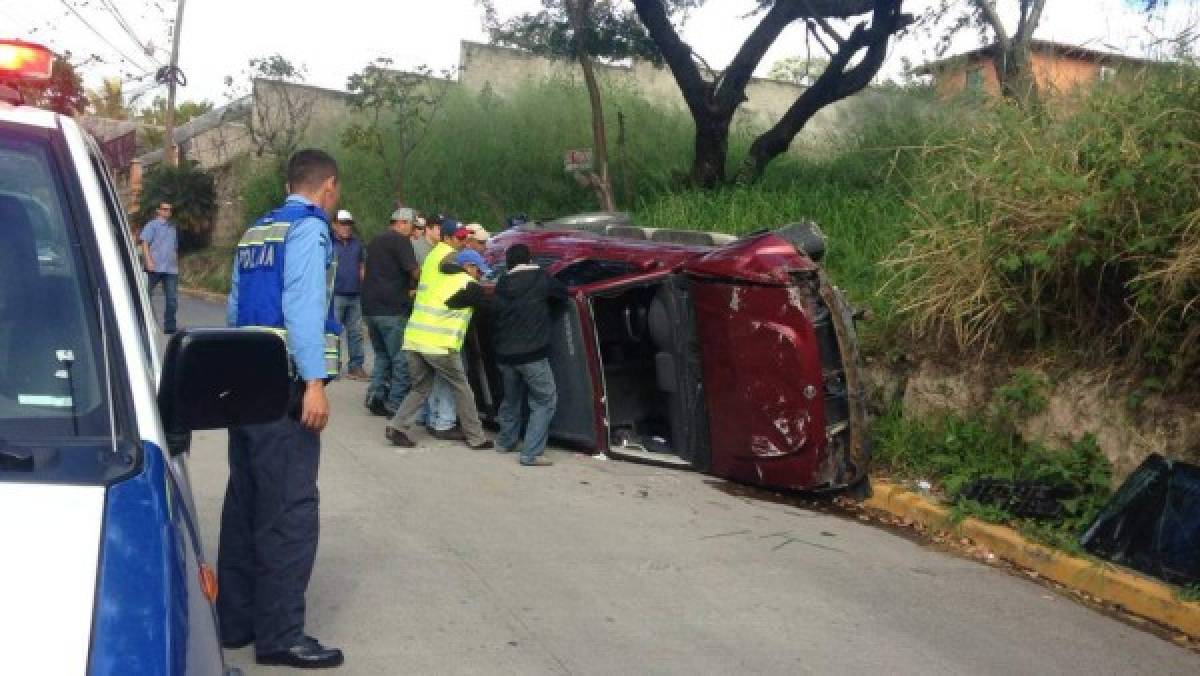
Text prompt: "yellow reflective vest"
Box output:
[[404, 243, 473, 351]]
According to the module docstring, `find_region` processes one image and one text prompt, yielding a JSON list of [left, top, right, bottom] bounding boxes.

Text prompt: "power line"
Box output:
[[96, 0, 165, 66], [54, 0, 156, 74]]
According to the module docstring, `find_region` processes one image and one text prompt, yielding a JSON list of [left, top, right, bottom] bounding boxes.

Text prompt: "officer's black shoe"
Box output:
[[366, 398, 390, 417], [256, 637, 344, 669]]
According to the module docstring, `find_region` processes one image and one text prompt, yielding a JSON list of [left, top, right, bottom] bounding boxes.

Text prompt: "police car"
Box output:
[[0, 41, 288, 675]]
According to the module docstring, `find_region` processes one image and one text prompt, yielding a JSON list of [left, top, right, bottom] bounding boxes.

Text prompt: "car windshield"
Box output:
[[0, 128, 110, 442]]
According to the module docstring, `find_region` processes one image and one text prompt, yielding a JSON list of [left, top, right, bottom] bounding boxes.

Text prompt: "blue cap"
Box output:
[[441, 218, 463, 238], [455, 249, 492, 276]]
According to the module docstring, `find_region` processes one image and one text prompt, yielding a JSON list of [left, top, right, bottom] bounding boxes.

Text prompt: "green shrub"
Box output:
[[239, 160, 285, 226], [887, 65, 1200, 384], [137, 161, 217, 252], [873, 386, 1112, 552]]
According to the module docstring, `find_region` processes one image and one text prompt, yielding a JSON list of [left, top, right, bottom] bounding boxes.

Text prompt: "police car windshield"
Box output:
[[0, 127, 110, 441]]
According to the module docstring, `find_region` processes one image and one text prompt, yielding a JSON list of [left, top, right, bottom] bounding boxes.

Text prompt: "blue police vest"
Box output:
[[234, 201, 341, 378]]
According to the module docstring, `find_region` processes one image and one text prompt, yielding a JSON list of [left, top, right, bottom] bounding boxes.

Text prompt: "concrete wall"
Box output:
[[457, 40, 816, 129]]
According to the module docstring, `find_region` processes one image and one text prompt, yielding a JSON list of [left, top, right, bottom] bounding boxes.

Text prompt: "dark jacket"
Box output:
[[446, 264, 568, 365]]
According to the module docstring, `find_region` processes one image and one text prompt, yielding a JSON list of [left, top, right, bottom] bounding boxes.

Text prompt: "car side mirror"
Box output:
[[158, 329, 290, 455]]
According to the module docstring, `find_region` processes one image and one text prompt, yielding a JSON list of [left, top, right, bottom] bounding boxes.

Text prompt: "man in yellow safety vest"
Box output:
[[385, 220, 493, 449]]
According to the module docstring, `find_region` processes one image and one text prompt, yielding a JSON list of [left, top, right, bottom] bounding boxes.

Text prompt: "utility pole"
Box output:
[[162, 0, 187, 167]]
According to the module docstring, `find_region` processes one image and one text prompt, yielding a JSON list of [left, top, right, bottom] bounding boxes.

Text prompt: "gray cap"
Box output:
[[390, 207, 416, 222]]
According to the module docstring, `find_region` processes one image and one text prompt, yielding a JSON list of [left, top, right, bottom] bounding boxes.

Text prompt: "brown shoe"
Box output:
[[468, 440, 495, 451], [385, 426, 415, 448], [347, 367, 369, 381]]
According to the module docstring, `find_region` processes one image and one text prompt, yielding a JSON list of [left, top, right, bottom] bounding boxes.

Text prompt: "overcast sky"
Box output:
[[4, 1, 1198, 108]]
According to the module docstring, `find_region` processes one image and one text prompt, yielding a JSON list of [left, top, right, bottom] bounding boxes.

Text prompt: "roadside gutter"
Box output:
[[865, 480, 1200, 638]]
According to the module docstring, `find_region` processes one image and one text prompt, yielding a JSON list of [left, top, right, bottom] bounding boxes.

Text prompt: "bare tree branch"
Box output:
[[631, 0, 710, 119], [974, 0, 1010, 43], [800, 1, 847, 47]]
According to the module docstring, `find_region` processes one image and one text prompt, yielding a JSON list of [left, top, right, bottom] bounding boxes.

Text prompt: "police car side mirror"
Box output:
[[159, 329, 291, 455]]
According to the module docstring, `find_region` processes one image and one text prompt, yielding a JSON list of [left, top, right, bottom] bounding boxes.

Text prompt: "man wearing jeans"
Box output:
[[361, 208, 420, 416], [140, 201, 179, 334], [331, 210, 367, 379], [447, 244, 567, 466]]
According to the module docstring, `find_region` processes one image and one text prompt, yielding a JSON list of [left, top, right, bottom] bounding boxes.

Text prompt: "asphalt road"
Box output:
[[170, 294, 1198, 675]]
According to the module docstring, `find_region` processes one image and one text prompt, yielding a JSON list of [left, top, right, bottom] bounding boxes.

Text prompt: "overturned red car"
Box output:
[[466, 213, 869, 492]]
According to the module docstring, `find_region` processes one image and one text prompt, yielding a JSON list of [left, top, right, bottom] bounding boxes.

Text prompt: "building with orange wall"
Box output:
[[913, 40, 1153, 98]]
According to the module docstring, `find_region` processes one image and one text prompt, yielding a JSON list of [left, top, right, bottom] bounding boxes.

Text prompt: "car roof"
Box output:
[[0, 102, 60, 129]]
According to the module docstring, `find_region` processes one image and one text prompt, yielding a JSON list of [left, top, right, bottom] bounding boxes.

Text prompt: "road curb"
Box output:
[[865, 480, 1200, 638], [180, 286, 227, 305]]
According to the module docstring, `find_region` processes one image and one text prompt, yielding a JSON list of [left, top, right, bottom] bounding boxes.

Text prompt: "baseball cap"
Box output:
[[505, 214, 529, 229], [390, 207, 415, 222], [464, 223, 490, 242], [414, 216, 427, 229], [335, 209, 354, 222], [455, 249, 492, 276], [442, 218, 467, 239]]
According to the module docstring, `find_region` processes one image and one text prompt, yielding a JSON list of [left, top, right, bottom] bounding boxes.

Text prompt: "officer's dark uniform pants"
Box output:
[[217, 384, 320, 656]]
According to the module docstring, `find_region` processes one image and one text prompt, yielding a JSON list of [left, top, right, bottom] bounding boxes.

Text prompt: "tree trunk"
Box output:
[[692, 117, 730, 188], [993, 40, 1039, 106], [568, 0, 616, 212]]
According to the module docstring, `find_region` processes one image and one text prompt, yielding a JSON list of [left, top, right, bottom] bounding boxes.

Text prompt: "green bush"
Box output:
[[138, 161, 217, 252], [886, 65, 1200, 384], [239, 160, 286, 227], [873, 376, 1113, 552]]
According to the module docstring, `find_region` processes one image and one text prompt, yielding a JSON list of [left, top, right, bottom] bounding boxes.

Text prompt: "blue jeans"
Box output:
[[497, 359, 557, 463], [146, 272, 178, 333], [422, 374, 457, 431], [334, 295, 365, 370], [365, 314, 410, 412]]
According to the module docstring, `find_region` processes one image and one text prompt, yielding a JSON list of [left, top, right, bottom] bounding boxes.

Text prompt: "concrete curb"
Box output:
[[865, 480, 1200, 638]]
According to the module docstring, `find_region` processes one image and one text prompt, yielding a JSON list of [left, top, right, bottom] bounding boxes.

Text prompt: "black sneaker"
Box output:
[[385, 426, 415, 448], [366, 398, 390, 417], [431, 427, 467, 442]]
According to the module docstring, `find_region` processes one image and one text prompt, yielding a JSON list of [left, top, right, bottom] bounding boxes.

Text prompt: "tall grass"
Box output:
[[886, 65, 1200, 383]]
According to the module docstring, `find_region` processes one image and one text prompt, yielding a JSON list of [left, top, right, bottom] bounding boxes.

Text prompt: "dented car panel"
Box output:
[[478, 218, 868, 492], [689, 280, 826, 488]]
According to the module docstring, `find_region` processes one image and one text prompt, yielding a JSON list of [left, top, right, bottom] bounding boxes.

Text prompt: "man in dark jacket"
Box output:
[[446, 244, 567, 466]]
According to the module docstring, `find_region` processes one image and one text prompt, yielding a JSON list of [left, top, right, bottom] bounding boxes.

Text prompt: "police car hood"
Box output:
[[0, 482, 106, 674]]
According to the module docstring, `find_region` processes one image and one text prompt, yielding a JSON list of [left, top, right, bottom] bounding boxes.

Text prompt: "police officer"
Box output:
[[219, 149, 345, 669]]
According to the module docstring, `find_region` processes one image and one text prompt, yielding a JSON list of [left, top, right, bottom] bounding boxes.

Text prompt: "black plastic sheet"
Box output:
[[1080, 454, 1200, 586]]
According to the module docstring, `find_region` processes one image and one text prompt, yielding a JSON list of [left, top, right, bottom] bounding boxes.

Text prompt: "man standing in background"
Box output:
[[140, 201, 179, 334], [332, 210, 368, 380], [413, 213, 439, 264], [362, 208, 421, 417]]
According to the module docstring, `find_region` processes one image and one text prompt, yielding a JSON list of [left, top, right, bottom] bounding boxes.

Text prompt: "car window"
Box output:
[[0, 129, 109, 440], [554, 259, 640, 288]]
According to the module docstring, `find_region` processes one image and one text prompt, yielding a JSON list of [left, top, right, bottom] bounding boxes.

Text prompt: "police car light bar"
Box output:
[[0, 40, 55, 82]]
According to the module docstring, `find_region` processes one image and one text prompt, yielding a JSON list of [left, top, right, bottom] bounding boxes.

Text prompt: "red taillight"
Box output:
[[0, 40, 55, 82]]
